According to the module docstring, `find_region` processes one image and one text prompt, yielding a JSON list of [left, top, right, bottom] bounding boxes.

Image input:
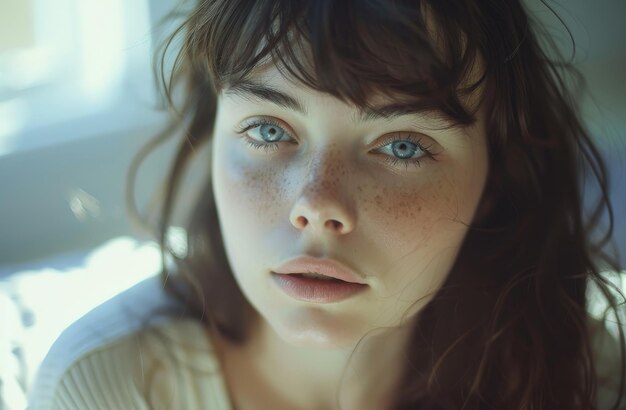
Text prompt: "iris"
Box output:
[[259, 124, 284, 142], [391, 141, 418, 159]]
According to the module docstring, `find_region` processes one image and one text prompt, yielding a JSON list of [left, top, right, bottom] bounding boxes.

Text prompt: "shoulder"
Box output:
[[43, 329, 150, 409], [40, 318, 224, 410], [28, 275, 190, 409]]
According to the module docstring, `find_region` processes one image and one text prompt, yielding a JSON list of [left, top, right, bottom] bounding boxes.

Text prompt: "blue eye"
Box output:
[[375, 135, 436, 169], [235, 118, 294, 152]]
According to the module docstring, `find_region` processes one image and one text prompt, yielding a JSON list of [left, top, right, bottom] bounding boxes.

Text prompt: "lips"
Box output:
[[272, 255, 367, 284], [270, 272, 368, 303], [271, 256, 369, 303]]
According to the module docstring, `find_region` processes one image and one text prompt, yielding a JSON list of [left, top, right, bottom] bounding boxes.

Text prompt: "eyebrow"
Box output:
[[225, 81, 308, 115], [224, 80, 456, 125]]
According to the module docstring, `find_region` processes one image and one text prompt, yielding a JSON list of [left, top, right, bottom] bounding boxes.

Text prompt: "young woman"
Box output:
[[31, 0, 625, 409]]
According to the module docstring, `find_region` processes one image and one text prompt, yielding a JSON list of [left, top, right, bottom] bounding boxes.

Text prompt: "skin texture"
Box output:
[[210, 64, 490, 409]]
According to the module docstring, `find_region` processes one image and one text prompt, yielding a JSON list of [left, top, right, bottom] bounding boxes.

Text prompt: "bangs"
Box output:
[[188, 0, 487, 127]]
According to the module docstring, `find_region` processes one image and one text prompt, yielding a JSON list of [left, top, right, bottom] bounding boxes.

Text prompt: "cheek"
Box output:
[[212, 140, 287, 242], [357, 166, 485, 295], [359, 176, 462, 257]]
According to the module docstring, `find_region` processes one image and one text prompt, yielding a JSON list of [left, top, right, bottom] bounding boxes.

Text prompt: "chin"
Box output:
[[267, 306, 367, 350]]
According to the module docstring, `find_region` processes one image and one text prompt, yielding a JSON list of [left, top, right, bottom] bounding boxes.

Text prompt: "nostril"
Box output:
[[327, 220, 342, 231], [296, 216, 308, 228]]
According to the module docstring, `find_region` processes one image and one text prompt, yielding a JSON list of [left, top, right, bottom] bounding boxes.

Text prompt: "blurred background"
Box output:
[[0, 0, 624, 409]]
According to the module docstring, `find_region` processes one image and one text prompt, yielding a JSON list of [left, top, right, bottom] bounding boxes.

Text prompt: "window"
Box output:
[[0, 0, 166, 156]]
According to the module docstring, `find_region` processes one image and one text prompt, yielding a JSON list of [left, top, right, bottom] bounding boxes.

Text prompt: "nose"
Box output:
[[288, 150, 356, 236]]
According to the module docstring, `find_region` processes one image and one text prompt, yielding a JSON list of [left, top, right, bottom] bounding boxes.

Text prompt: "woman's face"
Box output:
[[211, 64, 489, 349]]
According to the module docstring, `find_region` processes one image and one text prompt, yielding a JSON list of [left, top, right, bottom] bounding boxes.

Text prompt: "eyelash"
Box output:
[[234, 118, 439, 169]]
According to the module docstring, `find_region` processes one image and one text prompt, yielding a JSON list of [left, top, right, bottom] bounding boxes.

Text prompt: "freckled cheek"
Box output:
[[358, 178, 466, 257]]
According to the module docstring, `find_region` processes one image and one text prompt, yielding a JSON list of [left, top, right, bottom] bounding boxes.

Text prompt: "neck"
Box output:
[[216, 313, 413, 410]]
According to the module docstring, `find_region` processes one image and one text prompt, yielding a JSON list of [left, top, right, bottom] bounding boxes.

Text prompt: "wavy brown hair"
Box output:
[[127, 0, 626, 408]]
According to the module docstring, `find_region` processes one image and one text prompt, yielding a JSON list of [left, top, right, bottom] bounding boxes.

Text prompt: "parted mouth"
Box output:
[[272, 255, 367, 285], [290, 272, 345, 281]]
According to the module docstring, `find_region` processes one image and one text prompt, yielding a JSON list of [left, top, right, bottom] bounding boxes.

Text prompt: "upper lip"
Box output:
[[273, 256, 367, 285]]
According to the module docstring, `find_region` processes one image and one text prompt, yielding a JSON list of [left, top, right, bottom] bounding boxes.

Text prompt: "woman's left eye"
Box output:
[[235, 119, 295, 153], [373, 134, 438, 169]]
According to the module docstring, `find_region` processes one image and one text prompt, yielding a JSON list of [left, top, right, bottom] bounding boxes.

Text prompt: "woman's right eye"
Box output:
[[235, 119, 295, 152]]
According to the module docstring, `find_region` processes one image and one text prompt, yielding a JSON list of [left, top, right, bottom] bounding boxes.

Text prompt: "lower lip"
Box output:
[[271, 272, 368, 303]]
